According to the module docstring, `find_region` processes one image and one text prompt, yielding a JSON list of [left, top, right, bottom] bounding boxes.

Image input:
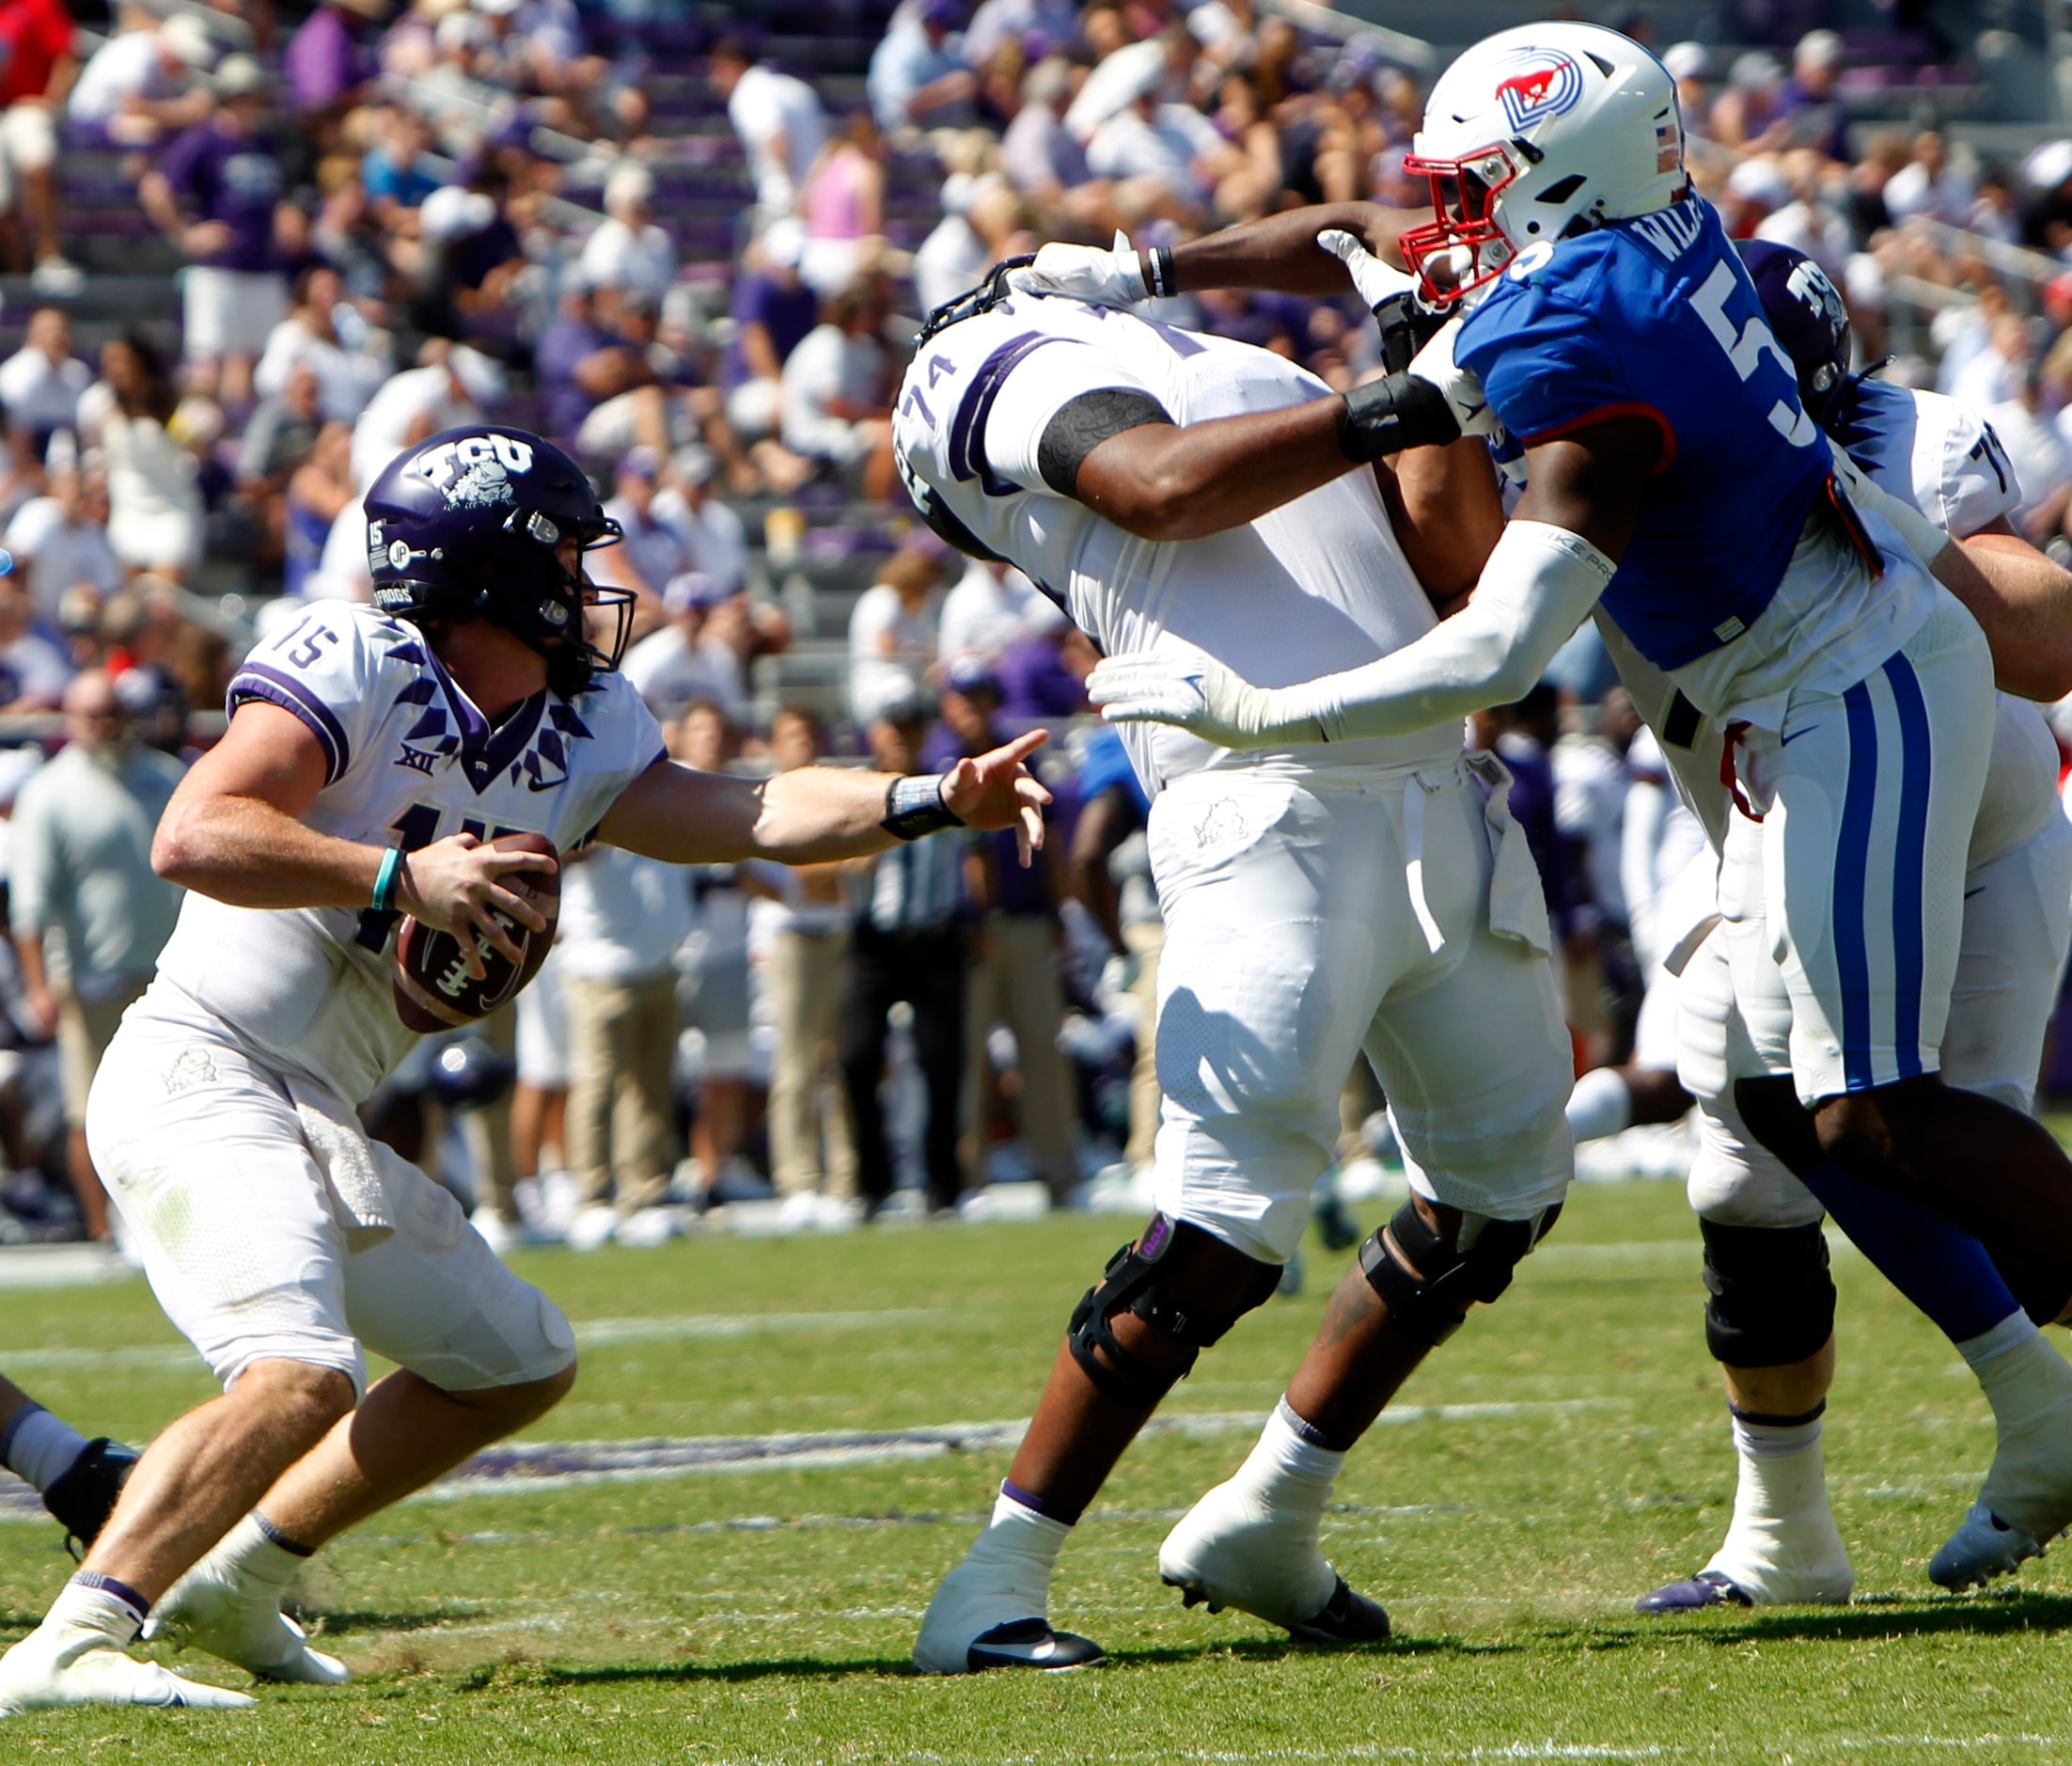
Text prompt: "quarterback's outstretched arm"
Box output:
[[1090, 422, 1651, 746], [598, 731, 1050, 867]]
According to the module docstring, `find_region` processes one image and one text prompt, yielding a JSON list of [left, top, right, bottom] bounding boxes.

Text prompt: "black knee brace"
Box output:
[[1701, 1219, 1835, 1367], [1067, 1215, 1282, 1407], [1358, 1200, 1562, 1347]]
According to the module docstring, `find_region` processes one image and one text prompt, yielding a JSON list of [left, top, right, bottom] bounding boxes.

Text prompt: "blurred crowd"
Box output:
[[8, 0, 2072, 1243]]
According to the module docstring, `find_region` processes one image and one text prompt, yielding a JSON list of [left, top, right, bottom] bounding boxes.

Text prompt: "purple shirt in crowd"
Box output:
[[286, 5, 374, 113], [533, 311, 614, 440], [156, 119, 286, 274], [996, 634, 1086, 721], [722, 272, 819, 389]]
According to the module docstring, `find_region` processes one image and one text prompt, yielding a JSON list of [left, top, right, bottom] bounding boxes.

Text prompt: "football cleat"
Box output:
[[1932, 1372, 2072, 1590], [1158, 1477, 1389, 1645], [40, 1439, 138, 1553], [959, 1618, 1107, 1672], [1634, 1569, 1754, 1613], [0, 1623, 254, 1714], [145, 1550, 350, 1685], [1929, 1503, 2049, 1593], [913, 1544, 1101, 1674]]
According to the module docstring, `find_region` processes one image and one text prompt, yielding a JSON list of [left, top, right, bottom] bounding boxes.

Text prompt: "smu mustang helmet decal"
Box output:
[[1491, 50, 1584, 132]]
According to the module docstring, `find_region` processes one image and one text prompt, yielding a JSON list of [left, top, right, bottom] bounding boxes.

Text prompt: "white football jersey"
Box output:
[[894, 293, 1458, 792], [149, 601, 665, 1103], [1611, 377, 2058, 875]]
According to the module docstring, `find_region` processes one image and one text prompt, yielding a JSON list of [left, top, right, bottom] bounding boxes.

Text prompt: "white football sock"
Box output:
[[966, 1488, 1070, 1610], [216, 1511, 314, 1589], [47, 1577, 147, 1646], [1958, 1312, 2066, 1432], [1564, 1067, 1633, 1145], [1, 1405, 90, 1493], [1706, 1409, 1851, 1602], [1729, 1412, 1826, 1510], [1238, 1399, 1348, 1511]]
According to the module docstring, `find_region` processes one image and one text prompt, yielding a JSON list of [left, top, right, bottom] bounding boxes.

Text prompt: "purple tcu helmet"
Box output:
[[362, 424, 634, 696], [1736, 239, 1853, 430]]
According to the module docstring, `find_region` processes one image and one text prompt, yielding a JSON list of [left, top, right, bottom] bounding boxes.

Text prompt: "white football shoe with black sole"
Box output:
[[1157, 1476, 1389, 1645], [912, 1553, 1105, 1674]]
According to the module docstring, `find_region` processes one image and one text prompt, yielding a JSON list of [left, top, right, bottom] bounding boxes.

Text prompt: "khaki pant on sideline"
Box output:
[[463, 1001, 519, 1221], [1122, 922, 1163, 1173], [965, 913, 1077, 1195], [59, 975, 151, 1128], [764, 928, 857, 1199], [566, 970, 679, 1216]]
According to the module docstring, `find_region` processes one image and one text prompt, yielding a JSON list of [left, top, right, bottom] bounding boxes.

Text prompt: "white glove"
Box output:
[[1316, 228, 1417, 308], [1005, 230, 1150, 307], [1086, 652, 1314, 750], [1406, 319, 1504, 440]]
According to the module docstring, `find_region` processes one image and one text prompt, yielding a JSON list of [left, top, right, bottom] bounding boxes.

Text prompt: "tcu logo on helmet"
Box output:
[[410, 434, 536, 509], [1785, 258, 1847, 344], [1491, 50, 1582, 131]]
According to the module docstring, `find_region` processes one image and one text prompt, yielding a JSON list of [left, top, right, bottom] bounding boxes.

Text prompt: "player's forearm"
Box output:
[[1956, 531, 2072, 702], [601, 760, 906, 866], [152, 792, 385, 910], [743, 765, 917, 863], [1076, 398, 1358, 541], [1380, 438, 1506, 607], [1282, 526, 1610, 740], [1163, 203, 1421, 295]]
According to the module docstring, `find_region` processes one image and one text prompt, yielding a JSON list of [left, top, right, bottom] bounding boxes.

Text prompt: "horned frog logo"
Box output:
[[449, 459, 515, 510]]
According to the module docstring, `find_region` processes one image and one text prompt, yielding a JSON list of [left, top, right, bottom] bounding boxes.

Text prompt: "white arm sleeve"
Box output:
[[1273, 520, 1616, 742]]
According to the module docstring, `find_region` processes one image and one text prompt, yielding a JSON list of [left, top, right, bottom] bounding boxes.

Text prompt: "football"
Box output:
[[392, 831, 560, 1033]]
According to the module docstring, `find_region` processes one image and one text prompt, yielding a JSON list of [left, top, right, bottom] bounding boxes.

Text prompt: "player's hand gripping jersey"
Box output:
[[893, 293, 1459, 791], [1457, 197, 1937, 721], [149, 601, 665, 1103]]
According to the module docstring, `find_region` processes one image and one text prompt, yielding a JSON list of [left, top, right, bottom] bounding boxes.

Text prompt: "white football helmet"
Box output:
[[1402, 23, 1687, 304]]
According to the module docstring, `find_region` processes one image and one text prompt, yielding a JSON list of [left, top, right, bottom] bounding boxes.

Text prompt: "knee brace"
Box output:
[[1067, 1215, 1282, 1408], [1358, 1199, 1562, 1347], [1701, 1218, 1835, 1367]]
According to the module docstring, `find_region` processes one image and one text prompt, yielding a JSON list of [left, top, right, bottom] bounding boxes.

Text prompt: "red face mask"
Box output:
[[1397, 146, 1520, 306]]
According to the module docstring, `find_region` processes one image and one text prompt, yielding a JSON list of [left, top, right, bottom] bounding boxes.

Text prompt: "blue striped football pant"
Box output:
[[1719, 594, 1997, 1107]]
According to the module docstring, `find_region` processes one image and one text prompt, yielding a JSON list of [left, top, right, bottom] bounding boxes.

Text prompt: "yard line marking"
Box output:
[[412, 1401, 1624, 1501], [0, 1308, 949, 1375], [573, 1309, 946, 1345]]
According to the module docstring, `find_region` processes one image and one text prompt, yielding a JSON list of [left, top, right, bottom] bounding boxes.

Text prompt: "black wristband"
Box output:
[[882, 773, 965, 840], [1372, 290, 1450, 377], [1146, 244, 1175, 299], [1337, 372, 1463, 464]]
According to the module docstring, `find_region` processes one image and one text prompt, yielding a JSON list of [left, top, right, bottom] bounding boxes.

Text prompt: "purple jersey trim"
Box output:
[[228, 663, 352, 785]]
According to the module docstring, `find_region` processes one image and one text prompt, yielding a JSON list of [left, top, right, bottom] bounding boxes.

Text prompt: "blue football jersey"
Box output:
[[1456, 197, 1833, 672]]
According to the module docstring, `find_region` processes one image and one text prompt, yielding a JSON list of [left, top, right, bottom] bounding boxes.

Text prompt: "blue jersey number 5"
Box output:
[[1690, 261, 1819, 449]]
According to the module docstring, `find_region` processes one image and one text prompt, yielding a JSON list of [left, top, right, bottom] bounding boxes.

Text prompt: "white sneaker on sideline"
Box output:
[[566, 1205, 619, 1253], [470, 1208, 560, 1256], [614, 1205, 687, 1249]]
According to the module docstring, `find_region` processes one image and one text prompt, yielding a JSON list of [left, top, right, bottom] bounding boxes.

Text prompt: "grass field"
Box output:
[[5, 1175, 2072, 1763]]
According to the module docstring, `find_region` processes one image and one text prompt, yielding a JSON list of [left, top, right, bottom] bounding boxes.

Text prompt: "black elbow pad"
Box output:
[[1337, 373, 1462, 464], [1038, 388, 1175, 496]]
